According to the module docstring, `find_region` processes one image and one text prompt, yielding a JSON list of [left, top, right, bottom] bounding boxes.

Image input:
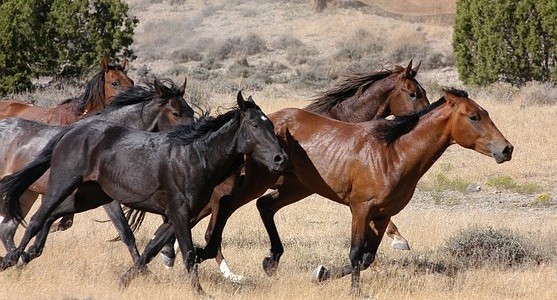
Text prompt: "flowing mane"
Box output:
[[168, 109, 240, 145], [373, 87, 467, 144], [304, 65, 405, 113], [98, 79, 179, 113]]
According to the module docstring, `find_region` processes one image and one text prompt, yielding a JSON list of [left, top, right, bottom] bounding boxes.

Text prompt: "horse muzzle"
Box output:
[[269, 153, 288, 172], [492, 142, 514, 164]]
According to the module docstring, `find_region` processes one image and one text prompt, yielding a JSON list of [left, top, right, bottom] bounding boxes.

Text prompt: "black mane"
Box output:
[[375, 96, 448, 144], [100, 79, 179, 112], [168, 108, 240, 145], [304, 65, 404, 113]]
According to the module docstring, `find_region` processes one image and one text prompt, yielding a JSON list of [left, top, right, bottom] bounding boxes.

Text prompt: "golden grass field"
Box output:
[[2, 0, 557, 299]]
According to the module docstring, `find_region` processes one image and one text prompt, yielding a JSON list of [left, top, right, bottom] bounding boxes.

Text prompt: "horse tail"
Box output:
[[109, 207, 146, 242], [1, 127, 72, 224]]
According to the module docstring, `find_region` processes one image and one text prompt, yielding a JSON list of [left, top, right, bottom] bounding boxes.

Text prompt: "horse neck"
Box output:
[[93, 101, 160, 131], [179, 117, 244, 183], [327, 79, 393, 122], [392, 105, 453, 177]]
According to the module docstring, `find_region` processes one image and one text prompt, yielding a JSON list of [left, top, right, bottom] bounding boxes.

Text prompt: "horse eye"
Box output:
[[469, 115, 479, 121], [111, 81, 119, 87], [409, 92, 416, 98], [172, 111, 180, 117]]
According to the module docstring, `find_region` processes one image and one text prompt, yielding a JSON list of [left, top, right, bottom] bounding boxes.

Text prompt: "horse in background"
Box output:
[[0, 57, 134, 125]]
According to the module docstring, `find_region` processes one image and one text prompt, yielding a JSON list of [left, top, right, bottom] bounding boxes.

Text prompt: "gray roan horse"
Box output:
[[0, 78, 194, 263], [0, 92, 288, 293]]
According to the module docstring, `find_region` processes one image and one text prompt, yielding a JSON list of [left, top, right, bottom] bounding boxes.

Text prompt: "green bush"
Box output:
[[454, 0, 557, 86], [0, 0, 137, 95]]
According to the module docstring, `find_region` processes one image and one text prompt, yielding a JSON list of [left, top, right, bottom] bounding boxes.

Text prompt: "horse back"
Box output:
[[0, 100, 79, 125]]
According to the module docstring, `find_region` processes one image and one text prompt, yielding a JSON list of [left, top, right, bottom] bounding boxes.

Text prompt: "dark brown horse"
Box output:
[[0, 57, 134, 124], [0, 92, 287, 294], [137, 61, 429, 282], [197, 88, 513, 294]]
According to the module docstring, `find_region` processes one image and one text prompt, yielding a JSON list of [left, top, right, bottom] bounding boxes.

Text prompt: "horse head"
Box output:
[[102, 56, 135, 102], [445, 88, 513, 163], [236, 92, 287, 173], [387, 60, 429, 116]]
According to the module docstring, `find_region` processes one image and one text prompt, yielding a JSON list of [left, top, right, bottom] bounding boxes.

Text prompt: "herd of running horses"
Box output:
[[0, 58, 513, 295]]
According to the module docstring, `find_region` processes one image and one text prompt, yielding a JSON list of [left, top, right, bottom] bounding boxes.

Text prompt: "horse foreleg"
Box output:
[[197, 173, 272, 265], [167, 197, 204, 294], [120, 222, 175, 288], [385, 219, 410, 250], [202, 197, 245, 283], [311, 222, 378, 282], [256, 178, 311, 276]]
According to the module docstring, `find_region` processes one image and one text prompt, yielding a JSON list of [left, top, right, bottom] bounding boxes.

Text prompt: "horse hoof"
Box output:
[[310, 265, 328, 283], [262, 256, 278, 276], [50, 220, 73, 233], [16, 253, 30, 268], [119, 266, 151, 288], [224, 272, 245, 284], [0, 256, 16, 271], [391, 239, 410, 250], [160, 252, 175, 268]]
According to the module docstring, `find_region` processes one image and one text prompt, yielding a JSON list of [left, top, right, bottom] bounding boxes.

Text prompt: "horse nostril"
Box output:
[[274, 155, 283, 163], [503, 144, 514, 156]]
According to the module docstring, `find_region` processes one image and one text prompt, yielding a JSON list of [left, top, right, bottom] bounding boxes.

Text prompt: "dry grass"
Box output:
[[2, 0, 557, 299]]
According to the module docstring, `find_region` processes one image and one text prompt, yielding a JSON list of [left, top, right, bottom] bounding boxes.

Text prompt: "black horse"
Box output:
[[0, 78, 194, 261], [0, 92, 287, 293]]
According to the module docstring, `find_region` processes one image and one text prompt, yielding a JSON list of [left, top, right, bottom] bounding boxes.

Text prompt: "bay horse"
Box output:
[[145, 60, 428, 282], [195, 88, 513, 294], [0, 57, 134, 124], [0, 92, 287, 293], [0, 78, 194, 262]]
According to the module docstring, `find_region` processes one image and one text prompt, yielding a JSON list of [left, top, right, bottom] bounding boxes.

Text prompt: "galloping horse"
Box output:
[[0, 92, 287, 294], [195, 88, 513, 294], [0, 57, 134, 124], [0, 78, 194, 260], [127, 60, 429, 283]]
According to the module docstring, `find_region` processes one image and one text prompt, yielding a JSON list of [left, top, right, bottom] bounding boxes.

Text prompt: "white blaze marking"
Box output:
[[261, 116, 268, 121]]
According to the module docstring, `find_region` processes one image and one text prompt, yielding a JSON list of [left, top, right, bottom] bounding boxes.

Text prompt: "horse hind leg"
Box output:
[[0, 190, 39, 252], [20, 183, 112, 266]]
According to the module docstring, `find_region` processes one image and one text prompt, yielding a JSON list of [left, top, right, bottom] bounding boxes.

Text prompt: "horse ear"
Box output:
[[120, 58, 127, 71], [445, 93, 458, 107], [411, 60, 421, 76], [101, 56, 108, 72], [404, 59, 414, 78], [247, 95, 256, 104], [237, 91, 246, 111], [179, 77, 187, 96], [154, 79, 164, 97]]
